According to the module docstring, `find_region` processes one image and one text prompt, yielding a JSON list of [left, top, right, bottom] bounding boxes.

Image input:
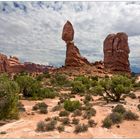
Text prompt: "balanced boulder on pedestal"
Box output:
[[62, 21, 90, 67]]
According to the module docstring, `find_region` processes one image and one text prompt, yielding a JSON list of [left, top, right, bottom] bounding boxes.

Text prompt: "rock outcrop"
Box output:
[[0, 53, 9, 73], [0, 54, 49, 74], [62, 21, 90, 67], [103, 32, 130, 73]]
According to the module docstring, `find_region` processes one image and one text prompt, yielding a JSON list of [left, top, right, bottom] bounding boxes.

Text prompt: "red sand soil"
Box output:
[[0, 91, 140, 138]]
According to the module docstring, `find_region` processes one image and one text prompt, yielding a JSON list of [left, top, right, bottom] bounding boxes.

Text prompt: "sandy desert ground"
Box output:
[[0, 89, 140, 139]]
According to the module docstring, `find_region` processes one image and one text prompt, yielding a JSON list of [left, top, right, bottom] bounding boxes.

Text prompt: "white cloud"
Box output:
[[0, 2, 140, 71]]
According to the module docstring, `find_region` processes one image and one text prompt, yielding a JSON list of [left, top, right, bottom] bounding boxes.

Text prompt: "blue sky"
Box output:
[[0, 1, 140, 72]]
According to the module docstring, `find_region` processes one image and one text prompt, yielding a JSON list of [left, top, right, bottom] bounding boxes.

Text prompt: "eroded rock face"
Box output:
[[65, 42, 90, 67], [0, 53, 9, 73], [62, 21, 74, 43], [0, 54, 48, 74], [62, 21, 90, 67], [103, 32, 130, 73]]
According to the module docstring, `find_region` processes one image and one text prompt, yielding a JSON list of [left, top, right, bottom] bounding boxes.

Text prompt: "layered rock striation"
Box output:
[[103, 32, 130, 73]]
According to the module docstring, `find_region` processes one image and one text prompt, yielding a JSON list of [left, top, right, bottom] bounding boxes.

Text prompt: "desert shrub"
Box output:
[[112, 104, 126, 114], [102, 117, 113, 128], [88, 119, 96, 127], [41, 88, 58, 99], [45, 122, 55, 131], [45, 117, 51, 122], [71, 81, 86, 94], [133, 81, 140, 89], [93, 75, 132, 102], [40, 107, 48, 114], [60, 117, 70, 125], [128, 93, 137, 99], [57, 125, 65, 133], [64, 100, 81, 112], [84, 94, 93, 101], [59, 110, 70, 117], [72, 109, 82, 117], [108, 112, 123, 124], [83, 108, 96, 119], [36, 72, 50, 81], [32, 102, 48, 114], [92, 85, 104, 96], [52, 105, 62, 112], [72, 118, 79, 125], [137, 104, 140, 111], [90, 80, 98, 87], [123, 110, 139, 120], [0, 74, 20, 120], [74, 124, 88, 133], [36, 121, 46, 132], [52, 116, 60, 121], [74, 76, 91, 89], [91, 76, 98, 81], [18, 102, 26, 112], [15, 75, 41, 98], [51, 73, 70, 87]]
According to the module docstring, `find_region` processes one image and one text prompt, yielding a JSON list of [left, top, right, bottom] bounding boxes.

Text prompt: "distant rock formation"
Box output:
[[103, 32, 130, 73], [0, 53, 9, 73], [0, 53, 49, 74], [62, 21, 90, 67]]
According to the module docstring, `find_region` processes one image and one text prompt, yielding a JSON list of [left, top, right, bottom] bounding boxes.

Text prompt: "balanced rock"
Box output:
[[62, 21, 90, 67], [62, 21, 74, 43], [103, 32, 130, 73]]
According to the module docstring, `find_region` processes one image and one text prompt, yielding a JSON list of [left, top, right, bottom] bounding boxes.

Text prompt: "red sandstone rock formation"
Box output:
[[9, 56, 20, 66], [0, 54, 48, 74], [0, 53, 9, 73], [62, 21, 90, 67], [103, 32, 130, 73]]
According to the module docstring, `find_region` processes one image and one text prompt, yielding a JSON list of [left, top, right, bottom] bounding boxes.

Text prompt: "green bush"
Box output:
[[64, 100, 81, 112], [51, 73, 70, 87], [93, 75, 132, 102], [36, 72, 50, 81], [0, 74, 20, 120], [123, 110, 139, 120], [74, 76, 91, 89], [15, 75, 41, 98], [102, 117, 113, 128], [112, 104, 126, 114], [71, 81, 86, 94], [91, 76, 98, 81], [74, 124, 88, 133], [41, 88, 58, 99], [59, 110, 70, 117]]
